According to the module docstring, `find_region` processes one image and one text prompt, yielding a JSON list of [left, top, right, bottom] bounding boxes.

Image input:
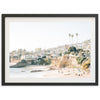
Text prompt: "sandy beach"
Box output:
[[10, 65, 90, 78], [44, 67, 90, 78], [9, 63, 90, 78]]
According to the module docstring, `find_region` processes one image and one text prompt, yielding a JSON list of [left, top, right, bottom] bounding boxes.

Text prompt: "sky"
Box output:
[[9, 18, 91, 52]]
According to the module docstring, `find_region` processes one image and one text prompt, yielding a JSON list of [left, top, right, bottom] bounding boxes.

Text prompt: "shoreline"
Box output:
[[10, 65, 90, 78]]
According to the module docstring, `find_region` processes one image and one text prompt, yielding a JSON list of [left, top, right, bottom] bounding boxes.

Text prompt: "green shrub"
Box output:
[[31, 60, 36, 65], [44, 58, 51, 65], [76, 57, 86, 64], [78, 52, 85, 57], [59, 53, 62, 56], [21, 60, 27, 63], [64, 51, 70, 55], [68, 46, 76, 52], [38, 58, 45, 65], [36, 58, 51, 65], [76, 49, 83, 53]]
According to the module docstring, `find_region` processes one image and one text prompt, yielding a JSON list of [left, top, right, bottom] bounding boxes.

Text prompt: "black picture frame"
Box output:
[[1, 14, 98, 86]]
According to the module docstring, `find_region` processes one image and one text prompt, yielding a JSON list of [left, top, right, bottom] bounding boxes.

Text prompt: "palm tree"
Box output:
[[68, 33, 71, 44], [71, 34, 74, 44], [76, 33, 78, 43], [69, 33, 71, 37]]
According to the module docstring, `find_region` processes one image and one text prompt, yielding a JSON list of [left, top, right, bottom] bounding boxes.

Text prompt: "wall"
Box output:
[[0, 0, 99, 100]]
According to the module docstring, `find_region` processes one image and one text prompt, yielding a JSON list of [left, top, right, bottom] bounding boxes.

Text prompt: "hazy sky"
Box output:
[[9, 18, 91, 51]]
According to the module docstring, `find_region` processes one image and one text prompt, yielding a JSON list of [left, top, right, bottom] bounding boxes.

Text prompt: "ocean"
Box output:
[[9, 65, 48, 78]]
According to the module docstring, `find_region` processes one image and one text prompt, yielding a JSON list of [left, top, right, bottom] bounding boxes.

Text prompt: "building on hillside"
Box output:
[[10, 54, 21, 63], [35, 48, 41, 52]]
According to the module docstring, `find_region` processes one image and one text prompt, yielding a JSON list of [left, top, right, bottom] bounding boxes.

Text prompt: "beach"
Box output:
[[9, 64, 90, 78]]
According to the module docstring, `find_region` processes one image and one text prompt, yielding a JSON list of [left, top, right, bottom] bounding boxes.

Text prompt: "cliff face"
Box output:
[[51, 55, 79, 68]]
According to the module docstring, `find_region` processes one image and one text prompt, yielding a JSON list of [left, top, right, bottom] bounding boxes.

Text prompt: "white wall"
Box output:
[[0, 0, 99, 100]]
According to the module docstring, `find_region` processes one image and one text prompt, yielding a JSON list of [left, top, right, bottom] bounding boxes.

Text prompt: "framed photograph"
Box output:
[[2, 14, 98, 86]]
